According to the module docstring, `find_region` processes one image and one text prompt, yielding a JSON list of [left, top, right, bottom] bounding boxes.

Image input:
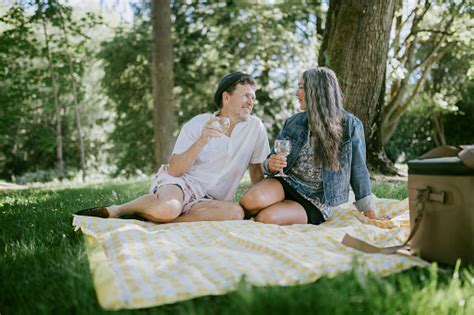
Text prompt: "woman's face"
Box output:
[[295, 77, 306, 110]]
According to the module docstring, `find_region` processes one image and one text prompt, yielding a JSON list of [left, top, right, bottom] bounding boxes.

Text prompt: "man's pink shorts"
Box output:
[[149, 165, 211, 214]]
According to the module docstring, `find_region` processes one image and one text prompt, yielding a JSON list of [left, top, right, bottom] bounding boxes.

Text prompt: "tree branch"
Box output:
[[413, 29, 455, 36]]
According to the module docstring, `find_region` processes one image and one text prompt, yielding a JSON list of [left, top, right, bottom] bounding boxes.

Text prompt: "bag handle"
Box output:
[[459, 146, 474, 168], [341, 186, 442, 255], [418, 145, 474, 168]]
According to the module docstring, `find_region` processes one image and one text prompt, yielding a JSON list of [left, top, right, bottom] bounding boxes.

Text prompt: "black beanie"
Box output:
[[214, 71, 250, 109]]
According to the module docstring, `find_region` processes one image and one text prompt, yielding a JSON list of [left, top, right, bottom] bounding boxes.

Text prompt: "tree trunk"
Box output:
[[41, 11, 64, 180], [58, 7, 87, 182], [319, 0, 397, 174], [367, 67, 398, 174], [151, 0, 176, 167]]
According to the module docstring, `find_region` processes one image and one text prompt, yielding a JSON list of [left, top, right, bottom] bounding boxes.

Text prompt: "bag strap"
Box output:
[[342, 144, 473, 255], [341, 186, 437, 255]]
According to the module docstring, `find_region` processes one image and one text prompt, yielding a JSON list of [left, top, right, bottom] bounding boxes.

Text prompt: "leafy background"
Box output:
[[0, 0, 472, 182]]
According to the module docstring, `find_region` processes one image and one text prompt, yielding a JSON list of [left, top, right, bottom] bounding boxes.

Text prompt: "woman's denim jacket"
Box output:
[[264, 111, 374, 212]]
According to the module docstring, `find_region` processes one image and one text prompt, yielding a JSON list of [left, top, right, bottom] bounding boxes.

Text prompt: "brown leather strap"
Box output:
[[341, 186, 432, 255], [342, 145, 472, 255], [341, 234, 406, 254]]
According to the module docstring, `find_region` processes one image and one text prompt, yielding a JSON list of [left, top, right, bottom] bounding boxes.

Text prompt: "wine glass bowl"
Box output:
[[274, 140, 291, 177], [217, 117, 230, 134]]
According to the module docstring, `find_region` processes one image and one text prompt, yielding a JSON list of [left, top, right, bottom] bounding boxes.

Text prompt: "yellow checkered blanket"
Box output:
[[72, 198, 427, 310]]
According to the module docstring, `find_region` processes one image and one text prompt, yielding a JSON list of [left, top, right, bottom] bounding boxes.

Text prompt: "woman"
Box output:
[[240, 67, 376, 225]]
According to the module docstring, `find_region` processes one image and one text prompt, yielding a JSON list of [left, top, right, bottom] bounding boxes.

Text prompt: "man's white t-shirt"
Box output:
[[172, 113, 270, 201]]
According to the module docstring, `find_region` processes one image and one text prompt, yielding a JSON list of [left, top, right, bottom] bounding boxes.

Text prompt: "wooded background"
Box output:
[[1, 0, 472, 183]]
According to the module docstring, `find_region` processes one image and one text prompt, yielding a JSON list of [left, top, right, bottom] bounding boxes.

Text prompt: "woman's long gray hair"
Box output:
[[302, 67, 344, 171]]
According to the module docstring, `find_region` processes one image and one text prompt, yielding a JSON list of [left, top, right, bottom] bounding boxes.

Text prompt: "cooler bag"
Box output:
[[407, 145, 474, 265], [341, 145, 474, 265]]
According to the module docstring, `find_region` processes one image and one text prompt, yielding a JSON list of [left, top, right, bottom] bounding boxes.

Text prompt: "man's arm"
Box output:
[[168, 118, 220, 176], [168, 140, 207, 177], [248, 163, 264, 184]]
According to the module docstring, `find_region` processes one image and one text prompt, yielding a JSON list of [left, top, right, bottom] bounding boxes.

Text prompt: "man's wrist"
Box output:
[[196, 136, 209, 146]]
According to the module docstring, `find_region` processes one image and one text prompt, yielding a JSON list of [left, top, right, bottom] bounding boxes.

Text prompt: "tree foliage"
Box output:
[[1, 0, 472, 181], [384, 0, 473, 144], [0, 1, 102, 181], [98, 22, 155, 176], [386, 79, 474, 162], [99, 1, 321, 175]]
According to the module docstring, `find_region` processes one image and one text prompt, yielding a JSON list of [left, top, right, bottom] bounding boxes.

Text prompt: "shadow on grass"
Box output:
[[1, 179, 473, 314]]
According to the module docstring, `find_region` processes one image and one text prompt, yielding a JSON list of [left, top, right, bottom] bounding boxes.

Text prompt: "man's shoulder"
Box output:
[[193, 113, 214, 121], [246, 114, 264, 125], [238, 115, 264, 130], [185, 113, 213, 126]]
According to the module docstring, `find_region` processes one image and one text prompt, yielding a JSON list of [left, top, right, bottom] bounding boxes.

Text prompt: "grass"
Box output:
[[1, 178, 473, 314]]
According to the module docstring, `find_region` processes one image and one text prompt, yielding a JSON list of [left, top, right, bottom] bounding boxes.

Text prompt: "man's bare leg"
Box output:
[[108, 185, 184, 222], [172, 200, 244, 223]]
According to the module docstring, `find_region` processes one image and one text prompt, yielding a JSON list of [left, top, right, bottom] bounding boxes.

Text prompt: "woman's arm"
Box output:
[[263, 119, 289, 176], [349, 118, 376, 217]]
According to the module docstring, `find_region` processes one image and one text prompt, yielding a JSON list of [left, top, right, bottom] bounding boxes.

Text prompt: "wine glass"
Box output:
[[274, 140, 291, 177], [217, 117, 230, 135]]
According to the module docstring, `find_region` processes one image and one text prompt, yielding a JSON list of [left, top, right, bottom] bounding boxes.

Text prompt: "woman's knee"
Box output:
[[241, 183, 282, 210], [255, 210, 280, 225], [255, 202, 307, 225], [240, 189, 260, 210]]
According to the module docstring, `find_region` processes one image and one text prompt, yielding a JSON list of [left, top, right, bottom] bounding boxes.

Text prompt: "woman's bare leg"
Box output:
[[255, 200, 307, 225], [239, 178, 285, 218]]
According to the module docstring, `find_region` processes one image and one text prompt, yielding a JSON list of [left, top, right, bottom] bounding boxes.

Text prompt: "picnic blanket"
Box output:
[[72, 198, 428, 310]]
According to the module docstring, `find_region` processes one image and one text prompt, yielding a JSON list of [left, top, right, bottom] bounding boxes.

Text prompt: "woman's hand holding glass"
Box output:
[[271, 140, 291, 177]]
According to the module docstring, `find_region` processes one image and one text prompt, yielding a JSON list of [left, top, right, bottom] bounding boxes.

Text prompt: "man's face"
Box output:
[[222, 83, 256, 121]]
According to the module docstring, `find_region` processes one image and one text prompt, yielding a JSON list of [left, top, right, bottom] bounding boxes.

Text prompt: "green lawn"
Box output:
[[1, 179, 473, 314]]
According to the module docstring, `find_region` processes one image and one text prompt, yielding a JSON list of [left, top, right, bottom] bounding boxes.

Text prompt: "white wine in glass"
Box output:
[[274, 139, 291, 177], [217, 117, 230, 134]]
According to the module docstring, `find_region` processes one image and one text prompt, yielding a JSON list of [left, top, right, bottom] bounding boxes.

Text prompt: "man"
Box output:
[[76, 71, 270, 223]]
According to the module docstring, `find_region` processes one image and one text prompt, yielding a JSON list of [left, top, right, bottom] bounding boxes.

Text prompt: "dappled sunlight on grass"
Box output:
[[1, 178, 473, 314]]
